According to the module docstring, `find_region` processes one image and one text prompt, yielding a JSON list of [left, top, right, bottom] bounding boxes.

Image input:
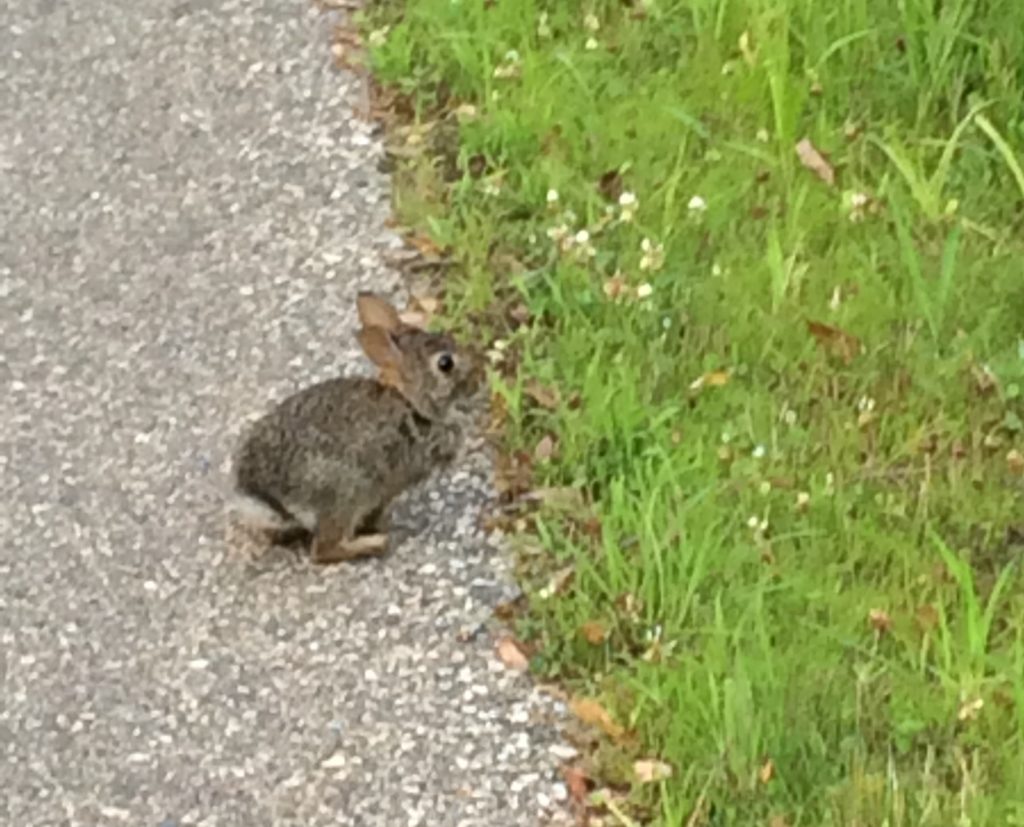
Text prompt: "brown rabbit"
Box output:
[[229, 292, 484, 564]]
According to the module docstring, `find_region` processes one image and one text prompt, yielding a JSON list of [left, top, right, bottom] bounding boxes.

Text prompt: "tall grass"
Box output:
[[367, 0, 1024, 821]]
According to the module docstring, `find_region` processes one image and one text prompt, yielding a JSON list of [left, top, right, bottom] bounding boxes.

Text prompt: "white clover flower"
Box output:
[[584, 13, 600, 31], [585, 37, 599, 50], [493, 50, 522, 79], [572, 229, 596, 259], [687, 194, 707, 212], [747, 515, 760, 529], [756, 128, 769, 143], [546, 188, 559, 206], [546, 224, 569, 242], [752, 444, 766, 459], [618, 191, 638, 222], [636, 282, 653, 299], [537, 12, 552, 38], [795, 491, 810, 509], [639, 238, 665, 272], [368, 27, 389, 48]]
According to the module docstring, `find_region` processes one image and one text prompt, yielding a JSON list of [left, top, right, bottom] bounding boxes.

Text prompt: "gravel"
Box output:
[[0, 1, 572, 824]]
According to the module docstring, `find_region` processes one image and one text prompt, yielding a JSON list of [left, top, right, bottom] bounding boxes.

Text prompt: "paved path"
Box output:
[[0, 2, 571, 824]]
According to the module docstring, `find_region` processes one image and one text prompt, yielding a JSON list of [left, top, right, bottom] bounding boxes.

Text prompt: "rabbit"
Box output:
[[228, 291, 485, 564]]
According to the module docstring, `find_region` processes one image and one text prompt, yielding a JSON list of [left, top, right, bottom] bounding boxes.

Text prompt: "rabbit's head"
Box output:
[[355, 292, 484, 421]]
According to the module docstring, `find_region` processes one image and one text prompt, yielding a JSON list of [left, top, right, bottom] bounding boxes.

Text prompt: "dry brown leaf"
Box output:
[[598, 169, 625, 202], [496, 637, 530, 671], [570, 697, 625, 740], [579, 620, 608, 645], [494, 449, 534, 498], [398, 310, 429, 328], [562, 765, 590, 805], [509, 302, 531, 326], [807, 320, 861, 364], [525, 380, 561, 410], [689, 370, 731, 391], [538, 564, 575, 599], [405, 232, 444, 259], [759, 758, 775, 784], [1007, 449, 1024, 475], [915, 604, 939, 632], [522, 486, 585, 511], [971, 363, 999, 395], [868, 608, 892, 634], [534, 434, 557, 461], [795, 138, 835, 187], [603, 274, 628, 300], [633, 758, 673, 784]]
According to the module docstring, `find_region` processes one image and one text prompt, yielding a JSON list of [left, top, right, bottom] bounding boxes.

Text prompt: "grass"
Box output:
[[360, 0, 1024, 822]]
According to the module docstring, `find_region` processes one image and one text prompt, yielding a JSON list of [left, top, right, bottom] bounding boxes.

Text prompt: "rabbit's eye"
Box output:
[[436, 353, 455, 373]]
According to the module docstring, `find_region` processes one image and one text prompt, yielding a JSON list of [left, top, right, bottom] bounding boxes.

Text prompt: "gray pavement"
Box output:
[[0, 2, 573, 824]]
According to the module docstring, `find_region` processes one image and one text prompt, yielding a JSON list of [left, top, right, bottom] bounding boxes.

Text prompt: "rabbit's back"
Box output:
[[233, 376, 464, 528]]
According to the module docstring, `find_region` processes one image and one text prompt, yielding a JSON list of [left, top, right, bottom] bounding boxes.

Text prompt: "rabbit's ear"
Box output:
[[357, 326, 401, 368], [357, 292, 402, 332], [357, 326, 405, 390]]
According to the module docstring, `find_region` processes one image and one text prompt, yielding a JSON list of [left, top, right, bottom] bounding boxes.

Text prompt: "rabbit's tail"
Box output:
[[226, 487, 299, 530]]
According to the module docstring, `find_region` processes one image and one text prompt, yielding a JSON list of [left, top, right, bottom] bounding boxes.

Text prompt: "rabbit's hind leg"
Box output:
[[358, 504, 390, 535], [311, 508, 389, 564]]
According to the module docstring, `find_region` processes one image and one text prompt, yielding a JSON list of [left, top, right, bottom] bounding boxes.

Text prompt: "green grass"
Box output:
[[363, 0, 1024, 822]]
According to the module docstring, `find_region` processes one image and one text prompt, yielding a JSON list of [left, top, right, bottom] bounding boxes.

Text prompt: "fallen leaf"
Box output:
[[598, 168, 625, 202], [614, 592, 642, 619], [398, 310, 429, 328], [405, 232, 444, 259], [538, 564, 575, 599], [807, 319, 861, 364], [633, 758, 673, 784], [688, 370, 731, 391], [603, 274, 628, 300], [525, 380, 561, 409], [467, 153, 488, 178], [971, 363, 999, 395], [795, 138, 835, 187], [522, 486, 585, 511], [759, 758, 775, 784], [1007, 449, 1024, 476], [397, 292, 438, 327], [534, 434, 557, 461], [509, 302, 531, 326], [562, 765, 590, 805], [915, 604, 939, 632], [579, 620, 608, 645], [868, 608, 892, 634], [570, 697, 624, 740], [494, 450, 534, 498], [496, 636, 530, 671]]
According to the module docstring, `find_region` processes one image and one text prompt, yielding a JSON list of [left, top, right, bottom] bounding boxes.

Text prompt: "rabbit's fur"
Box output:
[[229, 292, 484, 564]]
